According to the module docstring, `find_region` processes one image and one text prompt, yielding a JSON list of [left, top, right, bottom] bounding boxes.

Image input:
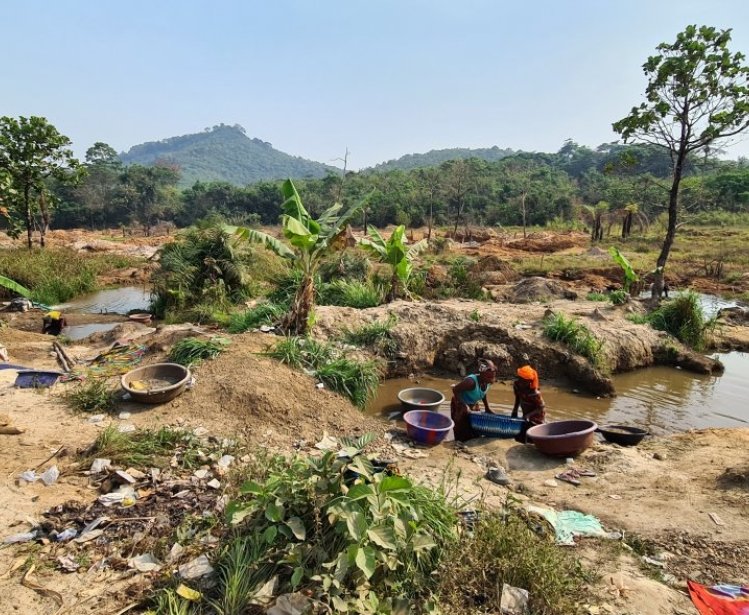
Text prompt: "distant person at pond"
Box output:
[[42, 311, 67, 336], [450, 358, 497, 441], [511, 364, 546, 443]]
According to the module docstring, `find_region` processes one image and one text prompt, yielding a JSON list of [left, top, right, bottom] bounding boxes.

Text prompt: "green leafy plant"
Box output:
[[0, 274, 31, 298], [319, 279, 384, 308], [469, 308, 482, 322], [232, 179, 366, 334], [586, 292, 607, 301], [223, 441, 460, 612], [168, 336, 230, 367], [359, 225, 428, 301], [609, 246, 639, 293], [81, 426, 203, 468], [543, 312, 605, 368], [608, 289, 629, 305]]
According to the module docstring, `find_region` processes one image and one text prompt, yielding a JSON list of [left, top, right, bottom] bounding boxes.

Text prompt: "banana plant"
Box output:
[[609, 246, 639, 293], [231, 179, 363, 335], [0, 275, 31, 299], [359, 225, 427, 302]]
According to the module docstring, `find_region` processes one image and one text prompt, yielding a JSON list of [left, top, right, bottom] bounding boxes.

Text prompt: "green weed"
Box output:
[[543, 312, 605, 368], [608, 289, 629, 305], [168, 336, 230, 367], [227, 301, 287, 333], [342, 316, 398, 357], [81, 426, 200, 468], [647, 291, 715, 350], [65, 379, 118, 414], [319, 279, 384, 308], [586, 292, 608, 301]]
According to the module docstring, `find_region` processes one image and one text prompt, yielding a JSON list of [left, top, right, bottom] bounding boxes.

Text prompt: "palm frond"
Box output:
[[229, 225, 295, 259]]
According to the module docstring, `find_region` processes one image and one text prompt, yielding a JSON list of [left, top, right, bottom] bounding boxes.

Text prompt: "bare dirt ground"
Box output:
[[0, 320, 747, 615]]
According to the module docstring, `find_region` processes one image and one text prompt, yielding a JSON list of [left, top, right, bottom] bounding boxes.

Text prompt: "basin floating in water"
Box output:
[[526, 420, 598, 457], [598, 424, 648, 446], [397, 387, 445, 410], [403, 410, 454, 445], [121, 363, 191, 404]]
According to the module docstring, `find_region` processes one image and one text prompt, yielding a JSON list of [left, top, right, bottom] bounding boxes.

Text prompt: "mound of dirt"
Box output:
[[505, 231, 587, 253], [505, 277, 578, 303], [170, 333, 385, 448]]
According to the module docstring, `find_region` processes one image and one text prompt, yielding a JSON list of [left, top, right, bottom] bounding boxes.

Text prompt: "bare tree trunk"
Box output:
[[521, 191, 527, 239], [387, 270, 399, 303], [653, 152, 686, 299], [427, 198, 433, 242], [24, 186, 33, 250], [39, 192, 50, 248]]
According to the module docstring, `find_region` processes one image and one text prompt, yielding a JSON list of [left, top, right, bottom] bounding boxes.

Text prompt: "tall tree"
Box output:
[[0, 116, 82, 248], [613, 25, 749, 297], [116, 163, 180, 235]]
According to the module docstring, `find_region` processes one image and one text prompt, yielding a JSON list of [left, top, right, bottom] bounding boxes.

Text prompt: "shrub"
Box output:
[[608, 289, 629, 305], [438, 512, 590, 615], [221, 441, 460, 612], [586, 292, 607, 301], [543, 312, 605, 368]]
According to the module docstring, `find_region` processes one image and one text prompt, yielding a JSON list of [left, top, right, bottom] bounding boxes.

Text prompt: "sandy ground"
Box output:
[[0, 321, 747, 615]]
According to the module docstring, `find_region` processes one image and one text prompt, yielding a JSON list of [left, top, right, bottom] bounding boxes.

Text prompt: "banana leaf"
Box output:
[[0, 275, 31, 299], [609, 246, 638, 292]]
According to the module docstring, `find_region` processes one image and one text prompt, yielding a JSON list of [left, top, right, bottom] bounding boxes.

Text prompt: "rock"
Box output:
[[653, 452, 666, 461], [207, 479, 221, 489], [500, 583, 529, 615], [485, 467, 511, 486]]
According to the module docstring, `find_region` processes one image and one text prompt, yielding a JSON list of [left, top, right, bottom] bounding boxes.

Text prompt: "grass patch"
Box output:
[[438, 512, 590, 615], [0, 248, 138, 304], [168, 336, 230, 367], [227, 301, 287, 333], [647, 291, 715, 350], [586, 291, 608, 301], [543, 312, 605, 368], [64, 379, 117, 414], [319, 279, 385, 308], [81, 426, 201, 468], [341, 316, 398, 357], [266, 336, 381, 408], [608, 289, 628, 305], [626, 313, 650, 325]]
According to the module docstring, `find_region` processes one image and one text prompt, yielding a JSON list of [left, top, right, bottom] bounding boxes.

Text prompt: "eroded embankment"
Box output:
[[314, 298, 723, 396]]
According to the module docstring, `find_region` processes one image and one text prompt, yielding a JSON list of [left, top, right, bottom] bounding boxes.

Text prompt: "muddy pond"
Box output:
[[56, 286, 151, 315], [368, 352, 749, 435]]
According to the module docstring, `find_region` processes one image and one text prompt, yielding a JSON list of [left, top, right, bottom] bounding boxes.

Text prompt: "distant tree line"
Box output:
[[3, 119, 749, 244]]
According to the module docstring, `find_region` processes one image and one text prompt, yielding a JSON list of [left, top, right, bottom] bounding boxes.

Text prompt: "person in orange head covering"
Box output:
[[511, 361, 545, 443]]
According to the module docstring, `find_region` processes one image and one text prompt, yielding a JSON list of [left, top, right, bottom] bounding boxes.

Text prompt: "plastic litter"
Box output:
[[57, 555, 80, 572], [19, 470, 37, 483], [268, 593, 314, 615], [40, 465, 60, 486], [90, 458, 112, 474], [176, 584, 202, 601], [88, 414, 106, 423], [128, 553, 162, 572], [217, 454, 234, 470], [528, 505, 621, 546], [54, 528, 78, 542], [2, 531, 37, 544], [178, 554, 214, 580], [500, 584, 529, 615]]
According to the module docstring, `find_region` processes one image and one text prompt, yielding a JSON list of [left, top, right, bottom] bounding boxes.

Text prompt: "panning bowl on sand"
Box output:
[[397, 387, 445, 410], [526, 419, 598, 457]]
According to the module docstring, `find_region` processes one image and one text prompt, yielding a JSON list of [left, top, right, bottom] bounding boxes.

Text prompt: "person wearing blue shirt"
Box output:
[[450, 358, 497, 441]]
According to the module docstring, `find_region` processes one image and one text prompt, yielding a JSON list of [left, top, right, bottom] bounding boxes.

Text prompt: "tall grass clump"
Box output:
[[586, 291, 607, 301], [342, 316, 399, 357], [318, 279, 385, 308], [647, 291, 714, 350], [438, 512, 590, 615], [227, 301, 287, 333], [543, 312, 605, 368], [0, 248, 137, 304], [168, 336, 230, 367], [65, 379, 117, 414], [82, 426, 198, 468], [266, 336, 381, 408]]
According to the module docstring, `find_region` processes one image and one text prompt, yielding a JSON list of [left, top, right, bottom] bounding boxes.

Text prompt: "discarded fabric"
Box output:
[[688, 581, 749, 615]]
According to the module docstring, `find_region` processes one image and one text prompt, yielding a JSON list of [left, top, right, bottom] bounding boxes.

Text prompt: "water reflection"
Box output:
[[55, 286, 151, 314], [367, 352, 749, 435]]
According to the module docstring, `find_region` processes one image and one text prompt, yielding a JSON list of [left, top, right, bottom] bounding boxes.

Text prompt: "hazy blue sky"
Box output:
[[4, 0, 749, 169]]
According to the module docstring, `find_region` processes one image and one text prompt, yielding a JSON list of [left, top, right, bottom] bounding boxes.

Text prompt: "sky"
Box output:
[[4, 0, 749, 170]]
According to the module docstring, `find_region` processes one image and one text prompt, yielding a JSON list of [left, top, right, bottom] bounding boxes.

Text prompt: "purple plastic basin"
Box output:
[[403, 410, 454, 445], [526, 420, 598, 457]]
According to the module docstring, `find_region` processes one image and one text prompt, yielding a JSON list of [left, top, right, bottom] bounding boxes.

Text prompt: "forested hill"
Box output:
[[119, 124, 339, 186], [371, 146, 517, 171]]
